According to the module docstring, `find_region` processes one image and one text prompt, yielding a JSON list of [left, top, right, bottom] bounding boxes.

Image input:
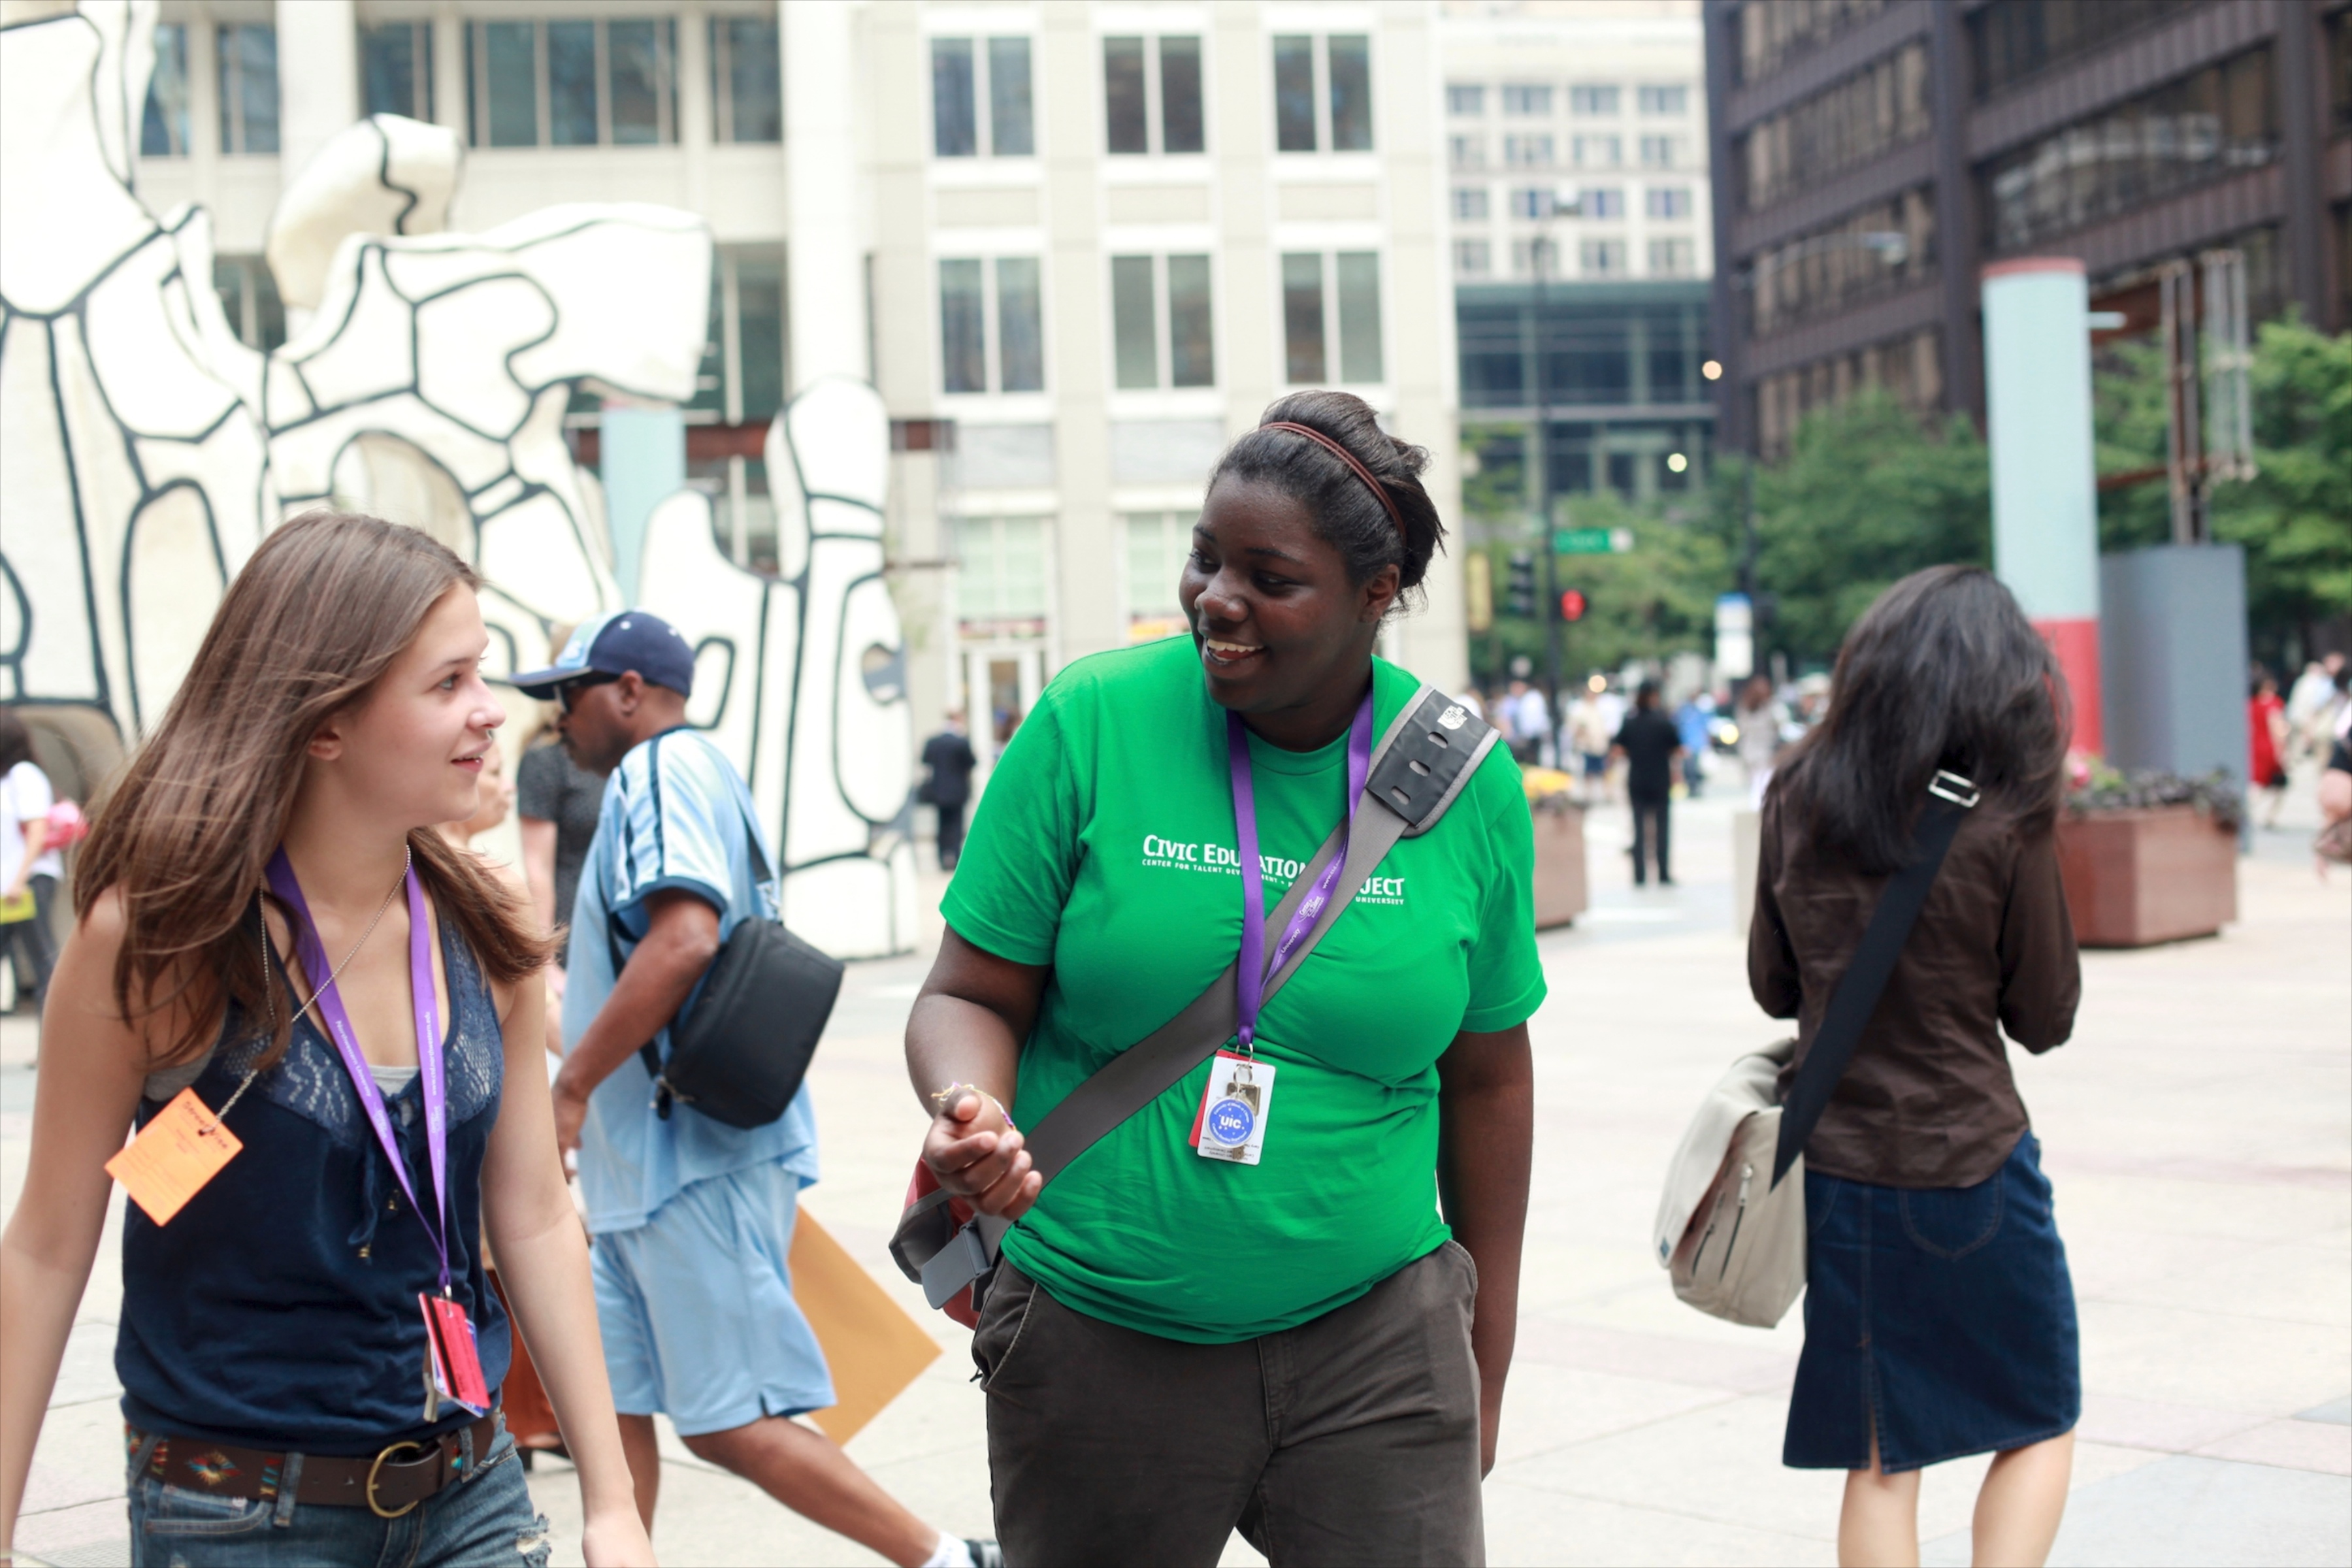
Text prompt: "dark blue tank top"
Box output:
[[116, 909, 510, 1456]]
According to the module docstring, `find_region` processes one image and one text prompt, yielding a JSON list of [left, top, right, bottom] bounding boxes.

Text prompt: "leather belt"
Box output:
[[135, 1411, 502, 1518]]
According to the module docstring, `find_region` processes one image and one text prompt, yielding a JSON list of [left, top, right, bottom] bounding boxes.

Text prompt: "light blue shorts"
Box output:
[[591, 1161, 836, 1437]]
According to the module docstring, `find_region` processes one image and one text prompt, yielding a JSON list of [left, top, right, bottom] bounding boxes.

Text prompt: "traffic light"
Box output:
[[1556, 587, 1588, 623], [1505, 553, 1538, 619]]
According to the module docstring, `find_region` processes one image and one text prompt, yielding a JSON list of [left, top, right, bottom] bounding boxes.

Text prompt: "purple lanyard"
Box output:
[[265, 849, 452, 1294], [1225, 689, 1375, 1053]]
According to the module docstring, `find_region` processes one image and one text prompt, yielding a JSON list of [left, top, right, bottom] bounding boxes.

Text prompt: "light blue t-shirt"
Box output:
[[564, 727, 819, 1234]]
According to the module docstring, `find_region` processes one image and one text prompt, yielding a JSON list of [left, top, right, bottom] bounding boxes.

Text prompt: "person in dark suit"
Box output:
[[1609, 682, 1686, 886], [922, 713, 979, 870]]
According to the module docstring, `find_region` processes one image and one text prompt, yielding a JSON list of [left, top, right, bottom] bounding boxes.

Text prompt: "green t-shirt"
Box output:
[[941, 638, 1546, 1342]]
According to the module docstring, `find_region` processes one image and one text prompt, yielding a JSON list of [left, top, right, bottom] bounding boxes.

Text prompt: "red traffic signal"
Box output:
[[1557, 588, 1588, 623]]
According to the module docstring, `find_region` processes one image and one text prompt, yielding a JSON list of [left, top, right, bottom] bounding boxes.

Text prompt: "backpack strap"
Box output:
[[908, 685, 1501, 1309]]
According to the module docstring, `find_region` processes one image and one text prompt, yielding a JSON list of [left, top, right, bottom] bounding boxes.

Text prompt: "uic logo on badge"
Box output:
[[1207, 1098, 1255, 1147]]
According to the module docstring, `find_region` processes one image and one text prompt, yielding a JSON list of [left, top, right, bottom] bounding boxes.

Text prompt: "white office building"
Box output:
[[133, 0, 1468, 776]]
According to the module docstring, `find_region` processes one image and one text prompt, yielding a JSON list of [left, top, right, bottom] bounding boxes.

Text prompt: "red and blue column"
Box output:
[[1982, 257, 2102, 757]]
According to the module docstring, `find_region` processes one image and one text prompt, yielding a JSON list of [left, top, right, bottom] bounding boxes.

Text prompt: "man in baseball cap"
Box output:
[[512, 611, 698, 778]]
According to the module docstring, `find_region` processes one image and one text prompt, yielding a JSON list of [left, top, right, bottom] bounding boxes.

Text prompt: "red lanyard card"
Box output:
[[420, 1294, 491, 1413]]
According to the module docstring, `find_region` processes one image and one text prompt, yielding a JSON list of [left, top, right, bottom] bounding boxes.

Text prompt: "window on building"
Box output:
[[1739, 0, 1889, 85], [1580, 239, 1628, 277], [711, 15, 781, 142], [954, 517, 1050, 629], [1511, 188, 1557, 220], [1638, 84, 1688, 116], [1104, 35, 1205, 154], [939, 257, 1047, 395], [1754, 327, 1941, 461], [1574, 135, 1622, 167], [1450, 135, 1486, 171], [1970, 0, 2198, 101], [1983, 48, 2278, 252], [1648, 238, 1696, 276], [2334, 10, 2352, 131], [361, 23, 433, 121], [1456, 239, 1493, 278], [1750, 186, 1935, 335], [1639, 135, 1678, 169], [1502, 84, 1554, 116], [1504, 135, 1556, 169], [1272, 34, 1373, 153], [1454, 187, 1490, 221], [217, 24, 278, 154], [1569, 84, 1620, 116], [1646, 186, 1693, 218], [1448, 83, 1486, 116], [1510, 237, 1556, 279], [1584, 188, 1624, 218], [467, 18, 678, 148], [212, 256, 285, 350], [1122, 512, 1197, 637], [1279, 252, 1382, 384], [1740, 42, 1929, 211], [1109, 255, 1215, 391], [933, 36, 1034, 157], [140, 23, 189, 156]]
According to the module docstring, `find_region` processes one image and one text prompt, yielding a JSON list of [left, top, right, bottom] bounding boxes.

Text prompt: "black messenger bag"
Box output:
[[610, 735, 845, 1129]]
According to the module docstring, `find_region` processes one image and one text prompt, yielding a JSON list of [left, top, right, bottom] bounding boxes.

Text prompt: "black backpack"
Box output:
[[606, 734, 843, 1128]]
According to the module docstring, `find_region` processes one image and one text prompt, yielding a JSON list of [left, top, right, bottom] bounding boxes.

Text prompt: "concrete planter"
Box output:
[[1531, 800, 1588, 930], [2057, 806, 2236, 948]]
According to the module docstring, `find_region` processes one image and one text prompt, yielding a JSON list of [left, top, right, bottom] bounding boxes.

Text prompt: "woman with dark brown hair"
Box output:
[[0, 512, 653, 1566], [1752, 565, 2082, 1566]]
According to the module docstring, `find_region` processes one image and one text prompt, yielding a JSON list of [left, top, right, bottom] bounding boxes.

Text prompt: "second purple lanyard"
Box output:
[[265, 849, 453, 1294], [1225, 689, 1375, 1053]]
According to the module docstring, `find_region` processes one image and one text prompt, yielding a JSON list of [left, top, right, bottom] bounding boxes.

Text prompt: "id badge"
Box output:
[[1190, 1051, 1277, 1166], [419, 1294, 491, 1414], [106, 1089, 242, 1226]]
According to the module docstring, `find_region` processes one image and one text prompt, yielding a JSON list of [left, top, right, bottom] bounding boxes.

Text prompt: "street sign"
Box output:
[[1553, 527, 1634, 555]]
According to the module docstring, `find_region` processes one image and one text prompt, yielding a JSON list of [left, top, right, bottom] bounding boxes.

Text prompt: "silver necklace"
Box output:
[[220, 847, 413, 1122]]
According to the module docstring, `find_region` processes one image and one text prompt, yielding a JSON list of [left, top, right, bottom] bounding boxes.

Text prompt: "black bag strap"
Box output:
[[915, 685, 1501, 1308], [1771, 769, 1981, 1186]]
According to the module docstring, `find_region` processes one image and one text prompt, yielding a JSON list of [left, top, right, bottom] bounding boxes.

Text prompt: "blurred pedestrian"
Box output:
[[517, 629, 607, 985], [1569, 681, 1616, 803], [1735, 674, 1781, 808], [1502, 675, 1550, 766], [0, 511, 652, 1568], [920, 712, 979, 871], [0, 707, 63, 1014], [1610, 683, 1684, 887], [519, 613, 991, 1568], [2249, 671, 2289, 829], [907, 393, 1540, 1565], [2316, 674, 2352, 870], [1752, 565, 2082, 1568], [1673, 691, 1713, 798]]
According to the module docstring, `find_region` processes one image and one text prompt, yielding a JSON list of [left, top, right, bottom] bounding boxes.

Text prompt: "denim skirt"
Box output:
[[1784, 1132, 2080, 1473]]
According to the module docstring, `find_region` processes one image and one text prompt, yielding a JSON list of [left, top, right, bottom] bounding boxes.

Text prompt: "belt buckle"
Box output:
[[366, 1440, 428, 1519]]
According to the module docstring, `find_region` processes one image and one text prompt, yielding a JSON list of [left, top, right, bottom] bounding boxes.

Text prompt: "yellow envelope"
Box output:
[[788, 1207, 944, 1445]]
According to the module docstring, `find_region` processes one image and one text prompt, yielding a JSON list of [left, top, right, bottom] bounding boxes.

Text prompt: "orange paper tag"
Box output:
[[105, 1088, 242, 1226]]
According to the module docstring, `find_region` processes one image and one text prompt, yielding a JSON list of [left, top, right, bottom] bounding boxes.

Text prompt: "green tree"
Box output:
[[2093, 316, 2352, 664], [1746, 391, 1991, 666]]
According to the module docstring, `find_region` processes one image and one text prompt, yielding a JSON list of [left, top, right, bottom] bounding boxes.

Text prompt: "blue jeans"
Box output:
[[127, 1418, 550, 1568]]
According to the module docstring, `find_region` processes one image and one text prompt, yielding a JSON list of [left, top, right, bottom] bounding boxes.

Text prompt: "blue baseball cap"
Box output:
[[510, 611, 695, 699]]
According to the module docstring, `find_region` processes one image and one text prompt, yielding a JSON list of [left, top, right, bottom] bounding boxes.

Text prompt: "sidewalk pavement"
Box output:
[[4, 766, 2345, 1567]]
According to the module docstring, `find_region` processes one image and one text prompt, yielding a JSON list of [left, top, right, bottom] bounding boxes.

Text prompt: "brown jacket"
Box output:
[[1748, 789, 2081, 1188]]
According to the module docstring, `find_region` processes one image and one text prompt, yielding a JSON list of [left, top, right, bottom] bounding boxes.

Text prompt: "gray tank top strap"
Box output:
[[142, 1049, 216, 1103]]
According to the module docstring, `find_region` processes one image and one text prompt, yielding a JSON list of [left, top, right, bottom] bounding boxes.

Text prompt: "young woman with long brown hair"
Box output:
[[0, 512, 653, 1566]]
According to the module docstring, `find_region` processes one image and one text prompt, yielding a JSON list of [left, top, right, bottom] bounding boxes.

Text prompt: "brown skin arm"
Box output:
[[904, 928, 1050, 1218], [1436, 1021, 1535, 1478], [550, 888, 719, 1157]]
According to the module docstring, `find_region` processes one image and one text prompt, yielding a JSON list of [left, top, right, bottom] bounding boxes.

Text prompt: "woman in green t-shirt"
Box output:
[[905, 392, 1545, 1566]]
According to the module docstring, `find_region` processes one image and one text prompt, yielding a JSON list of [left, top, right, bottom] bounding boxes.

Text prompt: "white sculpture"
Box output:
[[0, 0, 917, 957]]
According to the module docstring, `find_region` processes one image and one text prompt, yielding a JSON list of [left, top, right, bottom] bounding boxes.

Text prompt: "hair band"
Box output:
[[1260, 421, 1407, 543]]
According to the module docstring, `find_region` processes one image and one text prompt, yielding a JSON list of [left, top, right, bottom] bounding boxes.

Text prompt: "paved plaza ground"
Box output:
[[5, 765, 2346, 1567]]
